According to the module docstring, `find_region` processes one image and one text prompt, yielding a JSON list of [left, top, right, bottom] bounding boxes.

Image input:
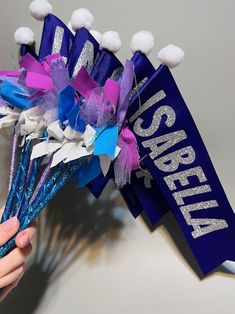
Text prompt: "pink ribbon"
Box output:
[[114, 126, 139, 188], [119, 127, 139, 170], [72, 66, 99, 99], [72, 66, 120, 106], [0, 70, 20, 77], [20, 53, 54, 92]]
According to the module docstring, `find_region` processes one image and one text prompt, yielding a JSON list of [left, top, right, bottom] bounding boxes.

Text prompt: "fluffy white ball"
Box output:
[[130, 31, 154, 55], [90, 30, 102, 44], [158, 44, 185, 68], [29, 0, 53, 21], [14, 27, 35, 45], [100, 31, 122, 53], [71, 8, 94, 31]]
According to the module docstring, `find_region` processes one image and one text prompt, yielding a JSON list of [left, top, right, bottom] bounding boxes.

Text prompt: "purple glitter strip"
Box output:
[[29, 160, 52, 205], [8, 133, 17, 192], [26, 160, 33, 181]]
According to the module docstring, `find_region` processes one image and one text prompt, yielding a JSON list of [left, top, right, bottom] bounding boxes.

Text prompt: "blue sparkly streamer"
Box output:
[[22, 162, 67, 222], [0, 161, 81, 258], [11, 142, 32, 217], [18, 158, 41, 221], [27, 163, 78, 223], [1, 141, 31, 223], [26, 160, 81, 221]]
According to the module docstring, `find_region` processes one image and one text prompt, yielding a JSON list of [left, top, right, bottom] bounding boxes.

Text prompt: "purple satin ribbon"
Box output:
[[30, 160, 52, 205], [116, 60, 134, 127]]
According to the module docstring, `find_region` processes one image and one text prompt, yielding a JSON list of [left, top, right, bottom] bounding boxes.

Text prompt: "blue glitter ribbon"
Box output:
[[1, 141, 31, 223], [18, 158, 41, 221], [0, 160, 81, 258], [11, 142, 32, 217]]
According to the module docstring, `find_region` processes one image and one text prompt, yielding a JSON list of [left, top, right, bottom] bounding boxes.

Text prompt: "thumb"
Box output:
[[0, 217, 19, 246], [0, 207, 5, 221]]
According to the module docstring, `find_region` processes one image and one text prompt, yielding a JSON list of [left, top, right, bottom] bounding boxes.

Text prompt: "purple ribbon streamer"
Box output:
[[30, 159, 52, 205], [116, 60, 134, 127]]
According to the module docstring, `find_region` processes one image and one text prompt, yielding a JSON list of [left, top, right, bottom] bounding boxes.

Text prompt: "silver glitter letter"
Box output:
[[180, 201, 228, 238], [164, 166, 207, 191], [173, 184, 211, 206], [129, 90, 166, 123], [130, 77, 148, 99], [154, 146, 196, 173], [72, 40, 95, 78], [136, 169, 154, 189], [134, 105, 176, 138], [52, 26, 64, 55], [142, 130, 186, 159]]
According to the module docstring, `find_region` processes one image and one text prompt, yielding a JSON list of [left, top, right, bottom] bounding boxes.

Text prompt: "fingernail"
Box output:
[[19, 233, 30, 247], [2, 217, 18, 232]]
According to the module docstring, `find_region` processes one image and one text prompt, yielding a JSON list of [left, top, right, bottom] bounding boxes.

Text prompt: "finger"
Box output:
[[0, 244, 32, 278], [0, 286, 11, 302], [15, 222, 37, 249], [0, 207, 4, 221], [0, 276, 22, 302], [0, 217, 19, 246], [0, 264, 25, 289]]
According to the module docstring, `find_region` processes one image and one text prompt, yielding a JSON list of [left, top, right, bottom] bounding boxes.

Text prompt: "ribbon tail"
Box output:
[[116, 60, 134, 127]]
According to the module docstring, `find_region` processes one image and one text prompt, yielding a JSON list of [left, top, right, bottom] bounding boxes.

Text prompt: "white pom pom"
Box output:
[[158, 44, 185, 68], [100, 31, 122, 53], [14, 27, 35, 45], [71, 8, 94, 31], [130, 31, 154, 55], [90, 30, 102, 44], [67, 21, 75, 35], [29, 0, 53, 21]]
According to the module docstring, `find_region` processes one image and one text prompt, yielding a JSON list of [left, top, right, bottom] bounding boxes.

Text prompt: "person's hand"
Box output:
[[0, 207, 37, 301]]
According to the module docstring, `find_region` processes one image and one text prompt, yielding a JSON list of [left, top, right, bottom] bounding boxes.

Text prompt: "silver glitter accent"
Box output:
[[164, 166, 207, 191], [173, 184, 211, 206], [130, 77, 148, 99], [52, 26, 64, 55], [136, 169, 153, 189], [72, 40, 94, 78], [129, 90, 166, 123], [142, 130, 186, 159], [180, 201, 228, 238], [110, 67, 124, 81], [134, 106, 176, 138], [155, 146, 196, 173]]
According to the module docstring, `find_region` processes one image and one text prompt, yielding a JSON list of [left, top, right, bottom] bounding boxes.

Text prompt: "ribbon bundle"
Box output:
[[0, 3, 234, 277]]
